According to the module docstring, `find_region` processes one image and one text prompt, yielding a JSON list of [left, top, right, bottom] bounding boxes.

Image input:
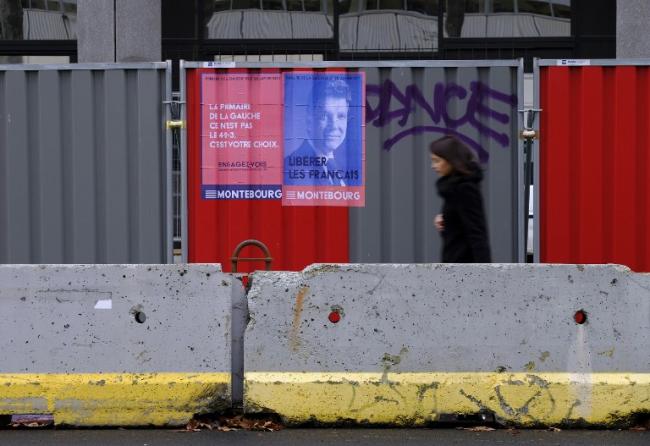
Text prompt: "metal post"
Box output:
[[519, 108, 541, 262]]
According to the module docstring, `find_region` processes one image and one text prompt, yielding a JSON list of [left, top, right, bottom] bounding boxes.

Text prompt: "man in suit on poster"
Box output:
[[284, 78, 362, 187]]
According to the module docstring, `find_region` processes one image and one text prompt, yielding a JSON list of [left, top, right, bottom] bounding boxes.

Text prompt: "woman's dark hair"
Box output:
[[429, 135, 478, 176]]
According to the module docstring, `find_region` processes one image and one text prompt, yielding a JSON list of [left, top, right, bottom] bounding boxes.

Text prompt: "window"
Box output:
[[444, 0, 571, 38], [214, 53, 324, 61], [0, 0, 77, 40], [339, 0, 439, 52], [204, 0, 334, 39], [339, 0, 436, 14]]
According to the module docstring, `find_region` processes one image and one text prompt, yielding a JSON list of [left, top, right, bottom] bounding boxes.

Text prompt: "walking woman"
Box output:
[[430, 136, 492, 263]]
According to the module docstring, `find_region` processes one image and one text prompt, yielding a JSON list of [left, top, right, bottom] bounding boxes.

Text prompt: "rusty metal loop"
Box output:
[[231, 239, 273, 272]]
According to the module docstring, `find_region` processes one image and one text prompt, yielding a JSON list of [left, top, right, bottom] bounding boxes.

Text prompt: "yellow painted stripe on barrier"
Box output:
[[245, 372, 650, 426], [0, 373, 230, 426]]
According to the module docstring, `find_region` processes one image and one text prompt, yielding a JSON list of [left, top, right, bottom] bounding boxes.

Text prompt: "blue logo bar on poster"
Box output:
[[282, 72, 366, 207], [202, 185, 282, 200]]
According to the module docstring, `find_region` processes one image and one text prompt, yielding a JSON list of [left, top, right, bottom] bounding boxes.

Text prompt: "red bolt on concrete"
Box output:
[[574, 310, 587, 324], [328, 311, 341, 324]]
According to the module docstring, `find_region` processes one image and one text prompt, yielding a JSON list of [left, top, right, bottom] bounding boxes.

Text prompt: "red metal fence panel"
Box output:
[[186, 67, 349, 272], [539, 63, 650, 271]]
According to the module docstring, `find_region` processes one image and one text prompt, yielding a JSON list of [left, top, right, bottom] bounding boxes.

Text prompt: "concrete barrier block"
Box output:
[[0, 264, 231, 426], [244, 263, 650, 427]]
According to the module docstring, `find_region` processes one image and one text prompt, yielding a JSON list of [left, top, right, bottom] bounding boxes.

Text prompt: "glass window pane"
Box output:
[[232, 0, 259, 8], [553, 3, 570, 18], [287, 0, 303, 11], [493, 0, 514, 13], [519, 0, 551, 15], [338, 0, 359, 13], [214, 0, 231, 12], [444, 0, 571, 38], [262, 0, 283, 10], [0, 0, 76, 40], [205, 0, 334, 39], [365, 0, 378, 9], [63, 1, 75, 14], [303, 0, 322, 12], [47, 0, 61, 11], [464, 0, 484, 14], [30, 0, 47, 9], [406, 0, 436, 15], [378, 0, 402, 9], [340, 0, 439, 52]]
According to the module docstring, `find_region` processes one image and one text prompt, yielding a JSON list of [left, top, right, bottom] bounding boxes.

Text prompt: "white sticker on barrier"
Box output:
[[94, 299, 112, 310]]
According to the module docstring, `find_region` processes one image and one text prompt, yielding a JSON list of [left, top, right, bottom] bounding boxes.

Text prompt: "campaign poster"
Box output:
[[200, 72, 283, 200], [282, 72, 365, 207]]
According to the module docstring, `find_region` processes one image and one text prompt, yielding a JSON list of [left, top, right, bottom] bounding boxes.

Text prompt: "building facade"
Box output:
[[0, 1, 616, 71]]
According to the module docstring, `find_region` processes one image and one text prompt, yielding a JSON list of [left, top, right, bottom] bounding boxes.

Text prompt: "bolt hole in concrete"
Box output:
[[574, 310, 587, 324], [135, 311, 147, 324]]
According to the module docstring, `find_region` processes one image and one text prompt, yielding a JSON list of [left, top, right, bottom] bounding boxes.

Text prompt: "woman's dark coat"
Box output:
[[436, 165, 492, 263]]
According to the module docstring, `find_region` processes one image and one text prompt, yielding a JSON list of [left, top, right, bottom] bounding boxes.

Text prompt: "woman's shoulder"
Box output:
[[453, 178, 483, 202]]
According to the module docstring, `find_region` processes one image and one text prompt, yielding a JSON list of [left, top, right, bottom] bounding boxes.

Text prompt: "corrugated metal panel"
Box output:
[[0, 63, 171, 264], [351, 65, 522, 263], [537, 62, 650, 272], [184, 62, 523, 271]]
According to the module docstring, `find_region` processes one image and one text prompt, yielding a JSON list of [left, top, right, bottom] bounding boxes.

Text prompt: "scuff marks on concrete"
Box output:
[[289, 286, 309, 352], [380, 347, 408, 384], [0, 372, 231, 426], [244, 372, 650, 428]]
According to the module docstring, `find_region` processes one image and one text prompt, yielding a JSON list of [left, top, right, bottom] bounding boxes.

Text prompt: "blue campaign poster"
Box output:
[[283, 72, 364, 188]]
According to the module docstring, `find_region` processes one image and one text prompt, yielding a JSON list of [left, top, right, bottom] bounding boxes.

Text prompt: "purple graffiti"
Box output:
[[366, 80, 517, 162]]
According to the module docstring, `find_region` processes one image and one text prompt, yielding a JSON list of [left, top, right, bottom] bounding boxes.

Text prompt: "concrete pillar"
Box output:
[[77, 0, 161, 63], [617, 0, 650, 58], [77, 0, 115, 62]]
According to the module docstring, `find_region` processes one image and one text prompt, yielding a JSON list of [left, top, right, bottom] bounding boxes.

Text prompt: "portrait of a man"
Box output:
[[283, 73, 364, 187]]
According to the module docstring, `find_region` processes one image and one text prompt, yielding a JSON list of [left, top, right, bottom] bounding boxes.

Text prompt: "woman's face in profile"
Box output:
[[431, 154, 453, 177]]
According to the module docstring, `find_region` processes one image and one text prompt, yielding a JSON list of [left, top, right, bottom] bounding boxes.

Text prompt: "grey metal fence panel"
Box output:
[[351, 63, 522, 263], [0, 63, 171, 263]]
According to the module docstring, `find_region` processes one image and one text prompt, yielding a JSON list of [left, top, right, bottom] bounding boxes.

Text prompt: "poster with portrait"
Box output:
[[282, 72, 365, 207], [200, 72, 283, 200]]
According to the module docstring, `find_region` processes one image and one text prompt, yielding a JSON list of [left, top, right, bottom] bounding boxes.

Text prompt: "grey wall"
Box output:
[[0, 64, 171, 263], [77, 0, 115, 62], [617, 0, 650, 58], [116, 0, 162, 63], [77, 0, 161, 63]]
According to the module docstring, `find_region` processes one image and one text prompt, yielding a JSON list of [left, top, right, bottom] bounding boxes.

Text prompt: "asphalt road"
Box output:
[[0, 429, 646, 446]]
